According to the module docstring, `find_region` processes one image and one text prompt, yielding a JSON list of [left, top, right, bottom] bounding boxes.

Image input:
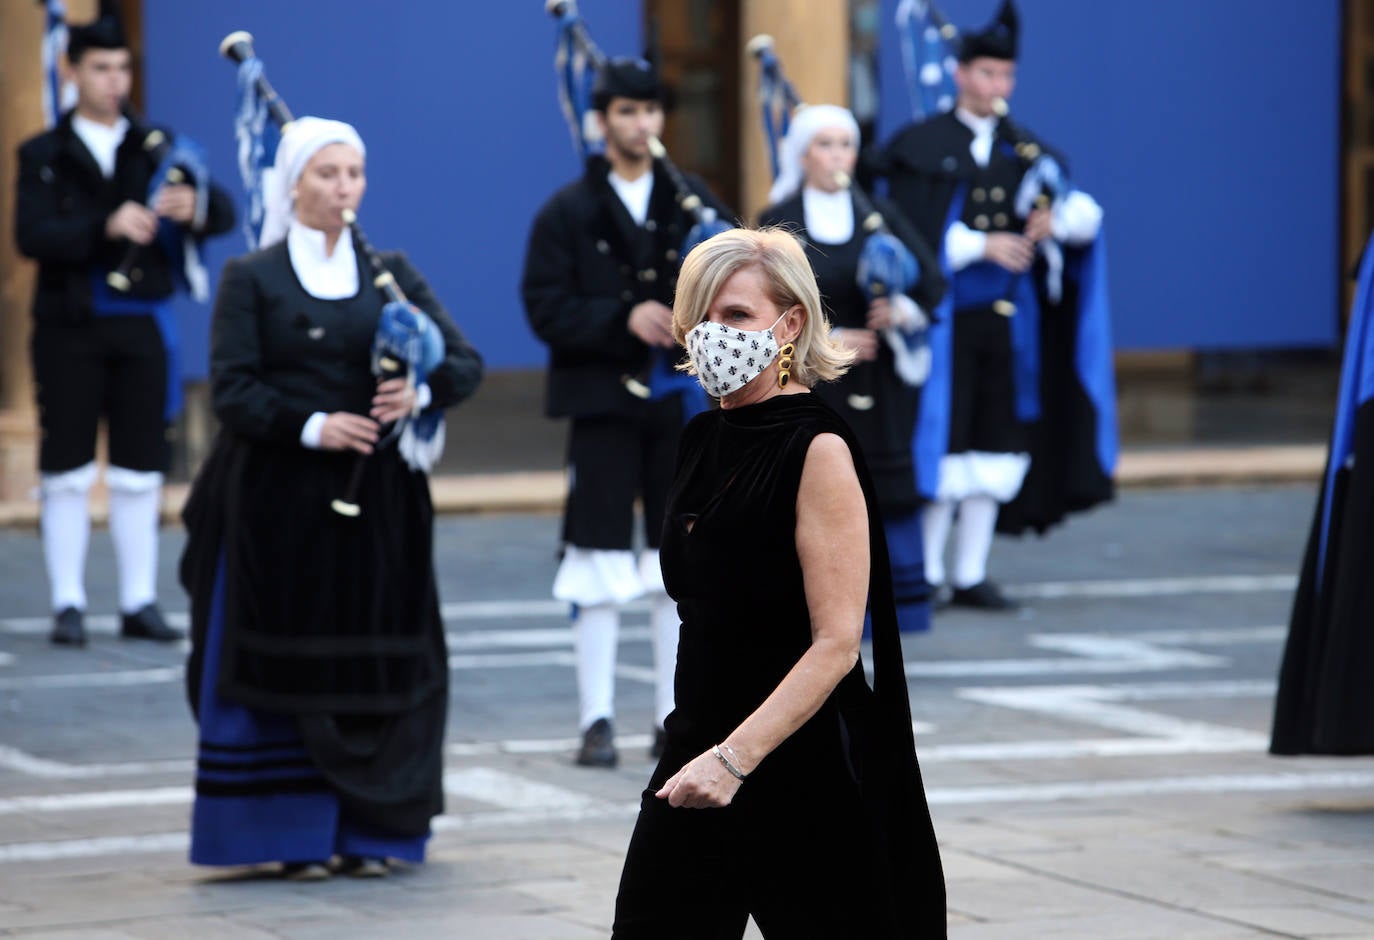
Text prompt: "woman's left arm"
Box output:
[[657, 432, 869, 809]]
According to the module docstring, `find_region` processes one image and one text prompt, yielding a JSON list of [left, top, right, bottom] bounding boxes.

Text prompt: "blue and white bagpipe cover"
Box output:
[[149, 134, 212, 302], [231, 54, 282, 250], [373, 301, 448, 473], [551, 2, 603, 160], [895, 0, 958, 121], [857, 229, 932, 386]]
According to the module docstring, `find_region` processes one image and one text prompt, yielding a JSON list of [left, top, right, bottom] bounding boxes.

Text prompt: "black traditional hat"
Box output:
[[957, 0, 1019, 63], [591, 57, 664, 111], [67, 0, 128, 62]]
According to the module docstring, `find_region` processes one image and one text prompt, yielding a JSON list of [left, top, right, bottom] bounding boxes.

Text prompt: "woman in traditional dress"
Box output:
[[758, 104, 945, 632], [180, 117, 482, 879]]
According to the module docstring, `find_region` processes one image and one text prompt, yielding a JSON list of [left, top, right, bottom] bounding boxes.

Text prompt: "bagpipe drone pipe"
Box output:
[[220, 30, 447, 517]]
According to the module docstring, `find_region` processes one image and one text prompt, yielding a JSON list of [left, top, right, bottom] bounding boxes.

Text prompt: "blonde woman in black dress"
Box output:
[[612, 228, 944, 938]]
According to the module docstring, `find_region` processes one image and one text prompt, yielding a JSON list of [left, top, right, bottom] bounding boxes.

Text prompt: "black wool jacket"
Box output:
[[521, 155, 734, 419], [15, 109, 236, 324]]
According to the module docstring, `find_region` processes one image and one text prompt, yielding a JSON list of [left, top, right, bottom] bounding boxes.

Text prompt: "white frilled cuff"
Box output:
[[937, 451, 1031, 503], [553, 547, 647, 607], [1052, 191, 1104, 245], [105, 465, 164, 493]]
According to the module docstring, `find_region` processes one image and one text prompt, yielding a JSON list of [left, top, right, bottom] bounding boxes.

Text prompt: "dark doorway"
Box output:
[[646, 0, 742, 212]]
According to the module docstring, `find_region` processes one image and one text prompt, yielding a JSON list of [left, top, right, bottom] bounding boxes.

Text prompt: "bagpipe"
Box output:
[[105, 124, 211, 302], [546, 0, 607, 159], [220, 31, 446, 517]]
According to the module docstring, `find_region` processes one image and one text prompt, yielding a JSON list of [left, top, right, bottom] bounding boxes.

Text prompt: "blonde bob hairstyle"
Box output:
[[672, 227, 853, 389]]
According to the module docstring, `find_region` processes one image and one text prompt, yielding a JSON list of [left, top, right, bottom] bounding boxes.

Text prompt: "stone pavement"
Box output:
[[2, 487, 1373, 938]]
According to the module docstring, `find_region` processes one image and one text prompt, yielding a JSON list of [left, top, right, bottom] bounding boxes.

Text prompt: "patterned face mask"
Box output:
[[684, 311, 788, 398]]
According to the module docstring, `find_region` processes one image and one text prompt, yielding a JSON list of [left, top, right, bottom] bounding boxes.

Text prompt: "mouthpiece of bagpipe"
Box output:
[[991, 96, 1010, 117]]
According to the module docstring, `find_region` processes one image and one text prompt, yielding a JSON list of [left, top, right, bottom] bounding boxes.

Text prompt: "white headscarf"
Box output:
[[768, 104, 861, 205], [258, 116, 366, 248]]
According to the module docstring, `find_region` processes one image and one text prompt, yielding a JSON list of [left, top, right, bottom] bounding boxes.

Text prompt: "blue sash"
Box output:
[[90, 274, 181, 420]]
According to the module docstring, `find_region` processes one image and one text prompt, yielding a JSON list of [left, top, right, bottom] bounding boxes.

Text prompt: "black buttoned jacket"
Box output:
[[521, 155, 733, 419], [15, 109, 236, 325]]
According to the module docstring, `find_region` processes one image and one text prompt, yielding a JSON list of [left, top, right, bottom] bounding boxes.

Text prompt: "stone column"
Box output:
[[738, 0, 849, 222]]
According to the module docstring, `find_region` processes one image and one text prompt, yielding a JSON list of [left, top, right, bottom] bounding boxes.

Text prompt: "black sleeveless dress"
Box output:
[[613, 393, 945, 939]]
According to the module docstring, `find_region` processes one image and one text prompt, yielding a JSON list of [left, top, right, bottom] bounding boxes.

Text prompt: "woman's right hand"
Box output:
[[655, 749, 744, 809], [318, 412, 380, 455]]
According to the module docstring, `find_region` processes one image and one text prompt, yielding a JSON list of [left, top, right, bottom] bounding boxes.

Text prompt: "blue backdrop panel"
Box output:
[[877, 0, 1340, 351], [142, 0, 642, 379]]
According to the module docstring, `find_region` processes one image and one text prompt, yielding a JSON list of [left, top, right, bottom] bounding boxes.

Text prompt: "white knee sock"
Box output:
[[40, 464, 97, 612], [573, 603, 619, 731], [952, 495, 999, 589], [920, 500, 955, 587], [107, 467, 163, 614], [649, 594, 679, 729]]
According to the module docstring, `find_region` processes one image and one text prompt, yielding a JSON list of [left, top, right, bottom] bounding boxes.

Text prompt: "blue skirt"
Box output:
[[190, 557, 429, 867]]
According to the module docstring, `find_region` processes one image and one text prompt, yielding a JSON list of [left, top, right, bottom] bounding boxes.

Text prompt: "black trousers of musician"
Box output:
[[612, 764, 883, 938], [562, 395, 682, 551], [31, 315, 170, 474], [947, 307, 1027, 457], [30, 314, 169, 616]]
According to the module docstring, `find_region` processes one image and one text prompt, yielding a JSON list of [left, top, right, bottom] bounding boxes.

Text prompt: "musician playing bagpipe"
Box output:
[[522, 12, 735, 771], [757, 102, 945, 634], [179, 115, 482, 878], [14, 4, 236, 648], [879, 0, 1116, 611]]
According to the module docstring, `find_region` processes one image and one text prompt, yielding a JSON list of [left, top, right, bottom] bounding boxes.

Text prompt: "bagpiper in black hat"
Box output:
[[66, 0, 128, 63], [957, 0, 1019, 63], [591, 57, 665, 111]]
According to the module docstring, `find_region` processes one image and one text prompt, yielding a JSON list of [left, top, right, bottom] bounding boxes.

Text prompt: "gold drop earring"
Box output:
[[777, 342, 795, 389]]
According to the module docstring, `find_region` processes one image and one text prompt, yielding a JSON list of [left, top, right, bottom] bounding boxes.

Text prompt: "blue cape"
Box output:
[[1317, 235, 1374, 579]]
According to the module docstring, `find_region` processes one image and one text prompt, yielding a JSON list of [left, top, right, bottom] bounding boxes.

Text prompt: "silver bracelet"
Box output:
[[720, 742, 746, 774], [712, 744, 746, 781]]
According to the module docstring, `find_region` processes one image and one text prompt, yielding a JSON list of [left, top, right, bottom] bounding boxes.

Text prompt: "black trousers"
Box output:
[[612, 756, 884, 938], [946, 307, 1026, 455], [31, 315, 169, 474], [562, 395, 682, 551]]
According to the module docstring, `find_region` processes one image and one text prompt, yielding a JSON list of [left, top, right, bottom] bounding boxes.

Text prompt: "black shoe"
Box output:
[[949, 580, 1018, 611], [337, 856, 389, 878], [119, 604, 184, 642], [282, 861, 331, 881], [650, 727, 668, 760], [575, 717, 618, 768], [50, 607, 87, 647], [931, 585, 953, 611]]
